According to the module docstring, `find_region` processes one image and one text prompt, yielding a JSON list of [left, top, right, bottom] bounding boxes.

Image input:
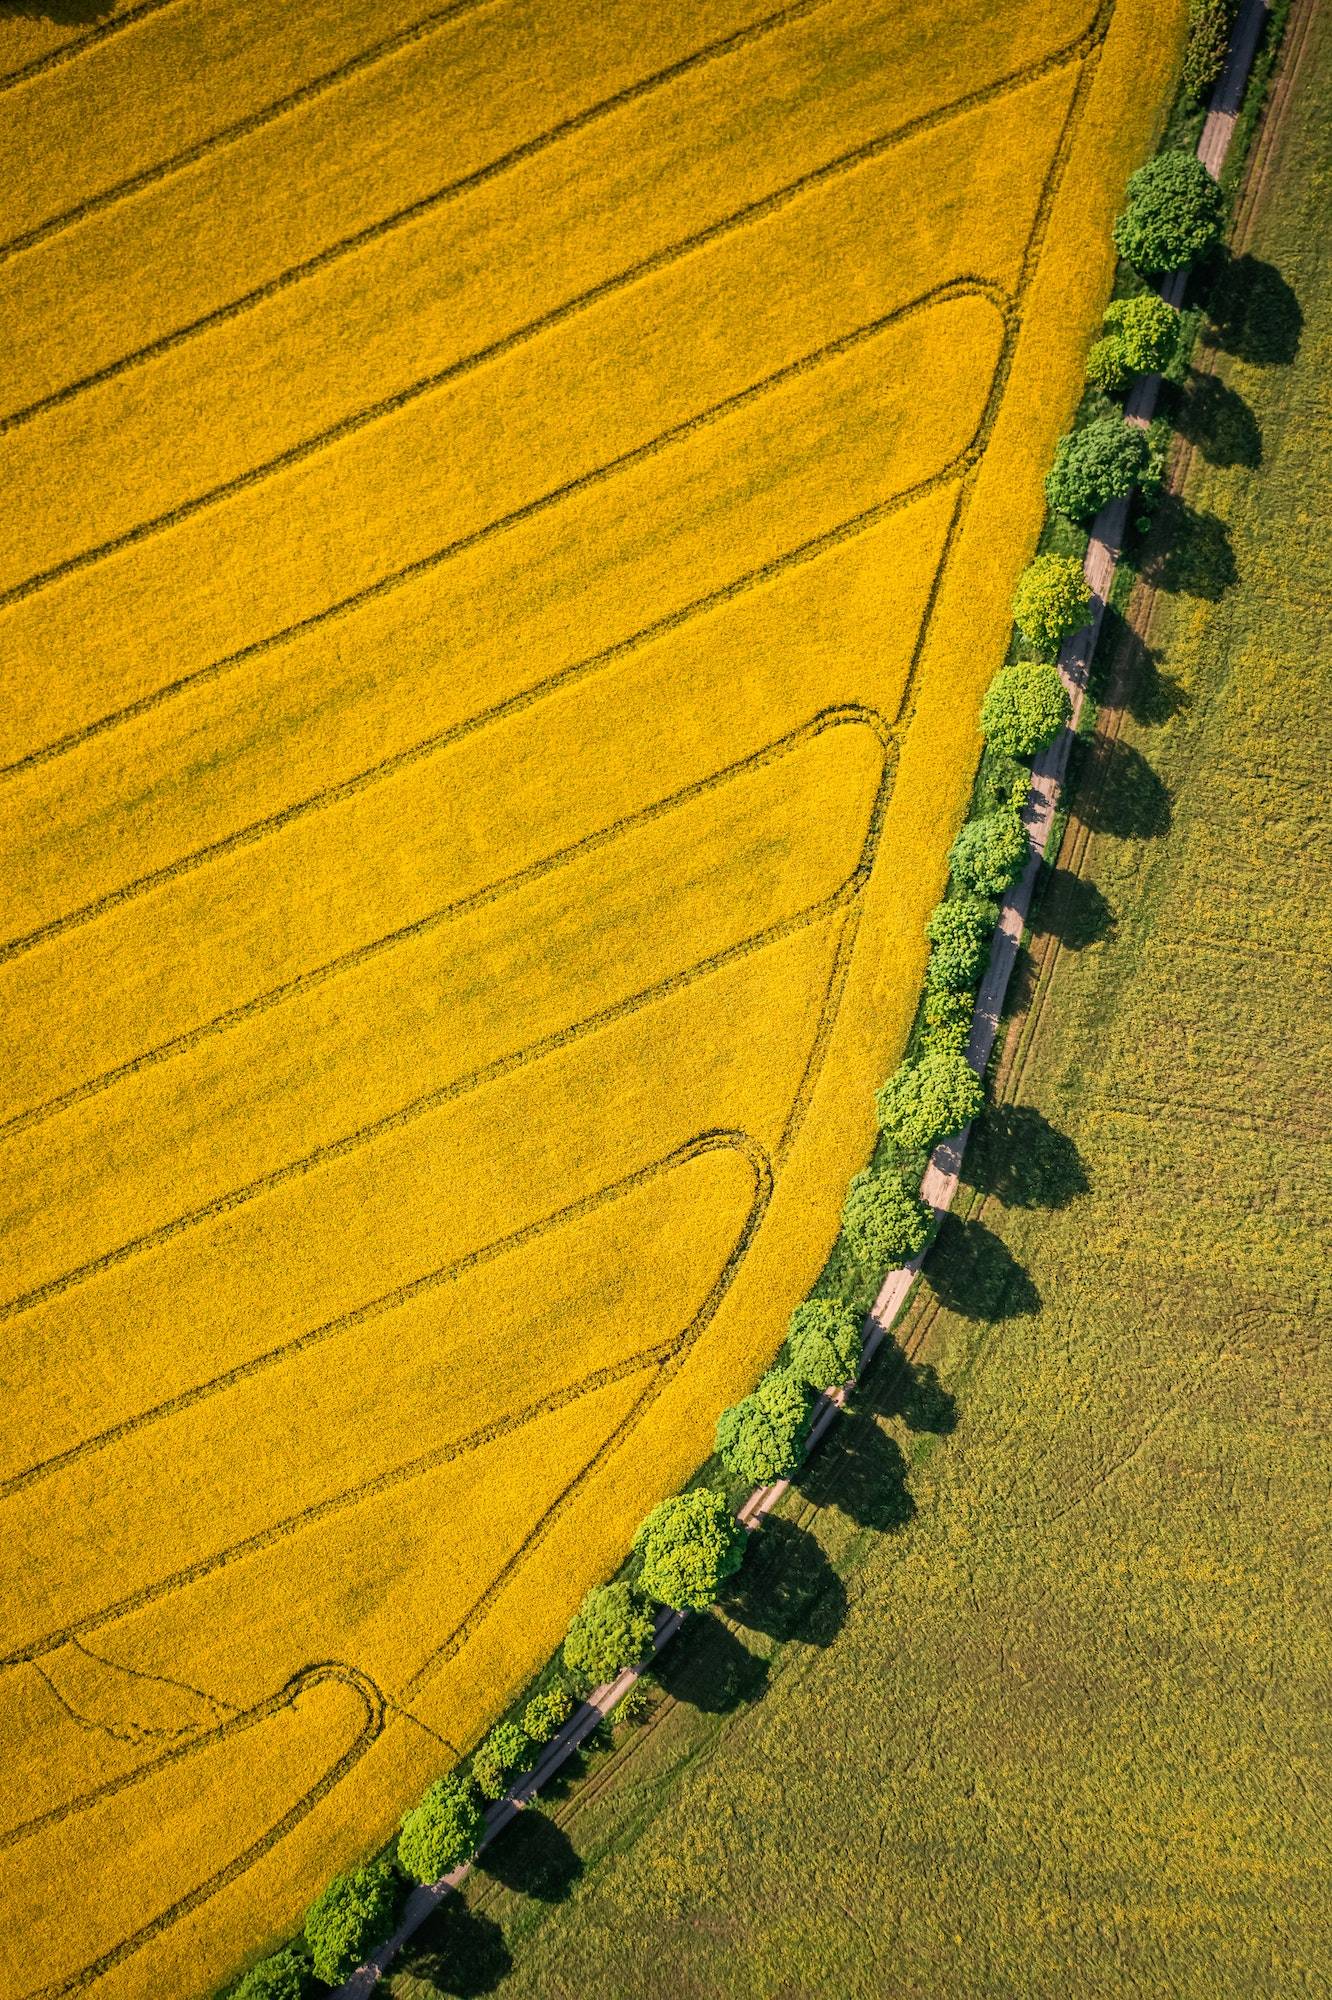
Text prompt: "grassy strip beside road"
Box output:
[[389, 2, 1332, 1990]]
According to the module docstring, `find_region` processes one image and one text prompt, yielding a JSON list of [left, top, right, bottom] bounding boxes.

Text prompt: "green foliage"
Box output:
[[231, 1947, 313, 2000], [1086, 332, 1130, 394], [715, 1365, 813, 1484], [786, 1298, 862, 1392], [980, 662, 1071, 761], [472, 1719, 533, 1801], [303, 1859, 399, 1986], [921, 983, 975, 1056], [522, 1684, 576, 1745], [615, 1680, 652, 1726], [949, 806, 1028, 897], [1104, 291, 1181, 374], [1045, 414, 1149, 520], [840, 1169, 933, 1266], [634, 1490, 747, 1612], [875, 1048, 984, 1154], [397, 1774, 485, 1885], [1112, 149, 1225, 275], [1011, 553, 1091, 655], [563, 1580, 656, 1689], [924, 894, 998, 993], [1181, 0, 1236, 103]]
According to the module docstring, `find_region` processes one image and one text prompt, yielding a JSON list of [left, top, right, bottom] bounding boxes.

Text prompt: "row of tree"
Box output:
[[224, 99, 1233, 2000]]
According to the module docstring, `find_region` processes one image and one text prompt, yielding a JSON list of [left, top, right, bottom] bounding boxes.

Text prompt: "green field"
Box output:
[[387, 5, 1332, 1993]]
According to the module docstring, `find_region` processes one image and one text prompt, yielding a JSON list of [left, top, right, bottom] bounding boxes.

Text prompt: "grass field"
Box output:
[[388, 9, 1332, 1991], [0, 2, 1190, 1994]]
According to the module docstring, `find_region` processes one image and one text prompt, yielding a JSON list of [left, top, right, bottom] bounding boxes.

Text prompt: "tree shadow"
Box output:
[[1141, 492, 1238, 601], [805, 1414, 917, 1532], [967, 1105, 1089, 1211], [1076, 735, 1172, 840], [652, 1613, 769, 1714], [1173, 369, 1262, 469], [480, 1809, 582, 1905], [1037, 868, 1115, 950], [1206, 251, 1302, 365], [0, 0, 114, 19], [924, 1214, 1041, 1322], [721, 1515, 847, 1647], [1094, 606, 1190, 725], [399, 1903, 512, 1997], [897, 1361, 958, 1436]]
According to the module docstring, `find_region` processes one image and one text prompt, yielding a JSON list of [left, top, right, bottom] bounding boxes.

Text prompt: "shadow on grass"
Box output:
[[924, 1214, 1041, 1322], [1173, 369, 1262, 469], [653, 1613, 769, 1714], [1205, 251, 1302, 366], [480, 1808, 582, 1905], [398, 1902, 512, 1997], [967, 1105, 1089, 1211], [721, 1515, 847, 1646], [802, 1411, 917, 1533], [897, 1361, 958, 1435], [1076, 735, 1172, 840], [1036, 868, 1116, 950], [1141, 493, 1238, 602], [1093, 606, 1191, 726]]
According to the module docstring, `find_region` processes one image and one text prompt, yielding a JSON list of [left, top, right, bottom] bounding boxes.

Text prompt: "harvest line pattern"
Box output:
[[0, 710, 890, 1323], [0, 0, 185, 93], [0, 0, 833, 273], [0, 274, 1006, 640], [3, 707, 898, 1142], [0, 0, 504, 264], [0, 7, 1101, 735], [0, 5, 1122, 1986], [11, 1663, 386, 2000]]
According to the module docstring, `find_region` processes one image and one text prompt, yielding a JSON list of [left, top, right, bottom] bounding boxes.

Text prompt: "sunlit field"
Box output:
[[0, 0, 1185, 1992]]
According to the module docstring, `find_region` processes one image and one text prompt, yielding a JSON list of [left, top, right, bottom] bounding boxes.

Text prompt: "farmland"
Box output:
[[390, 6, 1332, 1991], [0, 1, 1189, 1995]]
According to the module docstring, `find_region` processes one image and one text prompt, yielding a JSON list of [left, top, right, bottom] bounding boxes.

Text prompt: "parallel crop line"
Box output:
[[0, 1133, 772, 1499], [0, 0, 503, 264], [3, 707, 891, 1141], [0, 0, 185, 93], [0, 282, 1001, 960], [0, 8, 1098, 766], [0, 0, 838, 438], [0, 744, 886, 1325]]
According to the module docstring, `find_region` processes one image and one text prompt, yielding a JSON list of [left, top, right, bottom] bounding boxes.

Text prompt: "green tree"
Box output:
[[841, 1169, 933, 1266], [924, 893, 998, 992], [522, 1684, 575, 1744], [397, 1774, 485, 1886], [949, 806, 1028, 897], [1045, 414, 1148, 520], [563, 1580, 656, 1688], [921, 983, 974, 1056], [232, 1947, 313, 2000], [1182, 0, 1236, 106], [1105, 291, 1181, 373], [634, 1490, 747, 1612], [715, 1365, 812, 1483], [979, 661, 1070, 760], [1112, 150, 1225, 275], [876, 1048, 983, 1153], [1011, 552, 1091, 656], [303, 1860, 400, 1986], [472, 1719, 532, 1801], [1086, 332, 1130, 394], [786, 1297, 862, 1392]]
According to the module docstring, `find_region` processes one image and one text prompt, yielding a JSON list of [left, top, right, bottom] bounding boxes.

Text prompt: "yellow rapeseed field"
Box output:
[[0, 0, 1186, 1992]]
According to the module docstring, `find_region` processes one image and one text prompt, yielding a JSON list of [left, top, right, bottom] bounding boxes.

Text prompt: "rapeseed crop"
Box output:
[[0, 0, 1185, 1991]]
